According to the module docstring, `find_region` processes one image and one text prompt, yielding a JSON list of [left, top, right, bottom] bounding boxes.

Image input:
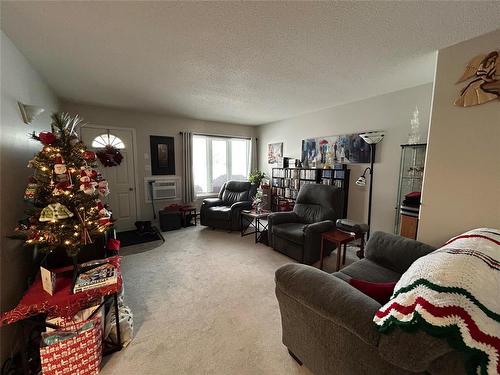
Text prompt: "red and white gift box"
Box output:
[[40, 312, 103, 375]]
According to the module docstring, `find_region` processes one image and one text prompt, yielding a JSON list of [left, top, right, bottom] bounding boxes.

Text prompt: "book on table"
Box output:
[[73, 260, 117, 293]]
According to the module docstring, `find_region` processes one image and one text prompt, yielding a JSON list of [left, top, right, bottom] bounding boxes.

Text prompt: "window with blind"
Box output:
[[192, 135, 251, 195]]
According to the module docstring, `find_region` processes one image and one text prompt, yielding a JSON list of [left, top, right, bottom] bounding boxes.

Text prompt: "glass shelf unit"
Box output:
[[394, 143, 427, 236]]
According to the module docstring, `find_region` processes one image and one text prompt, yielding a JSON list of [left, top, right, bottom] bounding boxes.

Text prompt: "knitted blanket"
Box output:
[[373, 228, 500, 375]]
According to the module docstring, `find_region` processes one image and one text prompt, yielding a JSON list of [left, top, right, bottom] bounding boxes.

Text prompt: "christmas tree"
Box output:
[[16, 113, 112, 257]]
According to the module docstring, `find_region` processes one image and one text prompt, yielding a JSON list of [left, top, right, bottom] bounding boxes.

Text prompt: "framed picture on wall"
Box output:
[[268, 142, 283, 164], [150, 135, 175, 175], [301, 133, 370, 167]]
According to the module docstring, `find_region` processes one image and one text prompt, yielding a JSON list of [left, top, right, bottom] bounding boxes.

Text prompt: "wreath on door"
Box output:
[[97, 145, 123, 167], [94, 130, 124, 167]]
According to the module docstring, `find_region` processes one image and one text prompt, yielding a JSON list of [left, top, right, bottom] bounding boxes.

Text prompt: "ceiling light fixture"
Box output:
[[18, 102, 45, 125]]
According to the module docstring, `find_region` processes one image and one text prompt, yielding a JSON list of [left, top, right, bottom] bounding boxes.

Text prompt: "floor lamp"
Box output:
[[356, 131, 385, 241]]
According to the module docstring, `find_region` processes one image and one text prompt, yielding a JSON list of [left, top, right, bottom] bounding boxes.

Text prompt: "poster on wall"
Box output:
[[268, 142, 283, 164], [301, 133, 370, 167]]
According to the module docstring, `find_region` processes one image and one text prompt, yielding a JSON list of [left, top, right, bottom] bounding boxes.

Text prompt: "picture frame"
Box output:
[[301, 133, 371, 167], [150, 135, 175, 175], [268, 142, 283, 164]]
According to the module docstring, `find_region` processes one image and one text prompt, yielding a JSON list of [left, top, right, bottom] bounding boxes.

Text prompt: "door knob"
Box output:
[[129, 188, 134, 191]]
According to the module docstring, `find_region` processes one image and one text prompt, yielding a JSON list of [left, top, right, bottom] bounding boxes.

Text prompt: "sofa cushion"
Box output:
[[349, 279, 397, 304], [293, 184, 343, 223], [205, 206, 231, 220], [222, 190, 249, 206], [272, 222, 306, 245], [339, 259, 401, 283], [365, 231, 436, 274]]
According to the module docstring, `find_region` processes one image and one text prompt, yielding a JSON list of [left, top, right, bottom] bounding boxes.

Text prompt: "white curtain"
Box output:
[[182, 131, 195, 203], [250, 137, 258, 173]]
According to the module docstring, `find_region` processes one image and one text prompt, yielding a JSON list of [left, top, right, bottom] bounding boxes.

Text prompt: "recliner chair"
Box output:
[[200, 181, 257, 231], [268, 184, 343, 264]]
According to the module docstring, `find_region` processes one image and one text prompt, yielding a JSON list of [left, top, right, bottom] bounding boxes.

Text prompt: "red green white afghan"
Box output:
[[374, 228, 500, 375]]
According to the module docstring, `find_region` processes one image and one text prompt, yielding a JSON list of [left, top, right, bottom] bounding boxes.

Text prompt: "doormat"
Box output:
[[117, 226, 165, 248]]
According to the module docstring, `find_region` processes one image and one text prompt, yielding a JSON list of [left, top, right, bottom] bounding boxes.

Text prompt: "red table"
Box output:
[[0, 256, 122, 326]]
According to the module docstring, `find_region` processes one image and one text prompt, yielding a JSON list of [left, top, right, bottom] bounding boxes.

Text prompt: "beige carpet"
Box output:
[[100, 226, 360, 375]]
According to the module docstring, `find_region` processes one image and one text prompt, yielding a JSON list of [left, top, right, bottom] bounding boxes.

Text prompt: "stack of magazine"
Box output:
[[73, 259, 117, 294]]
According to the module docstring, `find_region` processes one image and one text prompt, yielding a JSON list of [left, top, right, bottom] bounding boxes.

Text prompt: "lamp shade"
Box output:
[[355, 176, 367, 186], [359, 131, 385, 145]]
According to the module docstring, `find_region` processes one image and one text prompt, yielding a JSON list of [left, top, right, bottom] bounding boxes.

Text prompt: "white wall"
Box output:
[[418, 29, 500, 246], [257, 83, 434, 234], [60, 101, 257, 218], [0, 32, 59, 362]]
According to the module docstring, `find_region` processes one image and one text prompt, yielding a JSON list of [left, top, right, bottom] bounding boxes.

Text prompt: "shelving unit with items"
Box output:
[[319, 164, 350, 218], [394, 143, 427, 239]]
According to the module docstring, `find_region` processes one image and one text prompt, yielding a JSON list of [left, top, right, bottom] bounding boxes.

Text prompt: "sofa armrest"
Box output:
[[202, 198, 223, 208], [378, 326, 455, 372], [304, 220, 334, 234], [268, 211, 300, 226], [275, 263, 381, 346], [365, 231, 436, 274]]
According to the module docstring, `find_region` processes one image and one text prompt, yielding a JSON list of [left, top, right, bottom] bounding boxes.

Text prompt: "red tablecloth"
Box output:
[[0, 256, 122, 326]]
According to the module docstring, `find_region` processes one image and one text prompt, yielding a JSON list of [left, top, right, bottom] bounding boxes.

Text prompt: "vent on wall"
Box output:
[[144, 176, 180, 203]]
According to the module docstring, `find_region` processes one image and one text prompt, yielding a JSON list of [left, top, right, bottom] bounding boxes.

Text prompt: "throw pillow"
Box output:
[[349, 279, 397, 304]]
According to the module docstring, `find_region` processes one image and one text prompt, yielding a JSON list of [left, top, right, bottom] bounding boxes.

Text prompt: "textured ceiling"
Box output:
[[1, 2, 500, 125]]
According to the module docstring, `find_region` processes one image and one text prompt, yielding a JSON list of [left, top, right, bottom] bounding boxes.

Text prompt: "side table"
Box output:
[[240, 210, 270, 244], [179, 206, 197, 226], [320, 230, 365, 271]]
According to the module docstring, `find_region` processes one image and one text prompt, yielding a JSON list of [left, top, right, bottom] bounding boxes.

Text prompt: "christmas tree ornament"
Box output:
[[39, 203, 74, 222], [53, 163, 67, 175], [83, 151, 96, 161], [80, 166, 97, 180], [53, 154, 64, 164], [69, 135, 80, 146], [80, 181, 97, 195], [98, 180, 110, 197], [24, 182, 38, 201], [52, 181, 72, 196], [38, 132, 57, 145]]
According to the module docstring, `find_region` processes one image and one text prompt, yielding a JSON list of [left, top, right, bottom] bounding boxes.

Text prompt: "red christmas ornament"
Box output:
[[107, 238, 121, 251], [83, 151, 96, 161], [39, 132, 56, 145]]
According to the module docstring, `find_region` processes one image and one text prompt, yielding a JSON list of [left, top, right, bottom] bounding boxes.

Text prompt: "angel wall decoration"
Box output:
[[454, 50, 500, 107]]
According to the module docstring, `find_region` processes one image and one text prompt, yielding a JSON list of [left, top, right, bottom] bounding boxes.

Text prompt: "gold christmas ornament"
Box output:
[[39, 203, 74, 222]]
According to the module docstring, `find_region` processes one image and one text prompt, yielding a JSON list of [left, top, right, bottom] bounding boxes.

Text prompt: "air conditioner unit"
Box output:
[[144, 176, 180, 203], [151, 181, 176, 200]]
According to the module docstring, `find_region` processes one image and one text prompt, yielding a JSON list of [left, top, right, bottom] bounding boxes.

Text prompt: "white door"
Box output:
[[80, 126, 137, 231]]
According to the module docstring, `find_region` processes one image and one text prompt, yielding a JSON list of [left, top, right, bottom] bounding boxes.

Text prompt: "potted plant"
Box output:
[[248, 170, 266, 187]]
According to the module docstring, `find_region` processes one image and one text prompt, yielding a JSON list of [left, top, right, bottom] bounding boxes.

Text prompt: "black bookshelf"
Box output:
[[271, 165, 349, 217]]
